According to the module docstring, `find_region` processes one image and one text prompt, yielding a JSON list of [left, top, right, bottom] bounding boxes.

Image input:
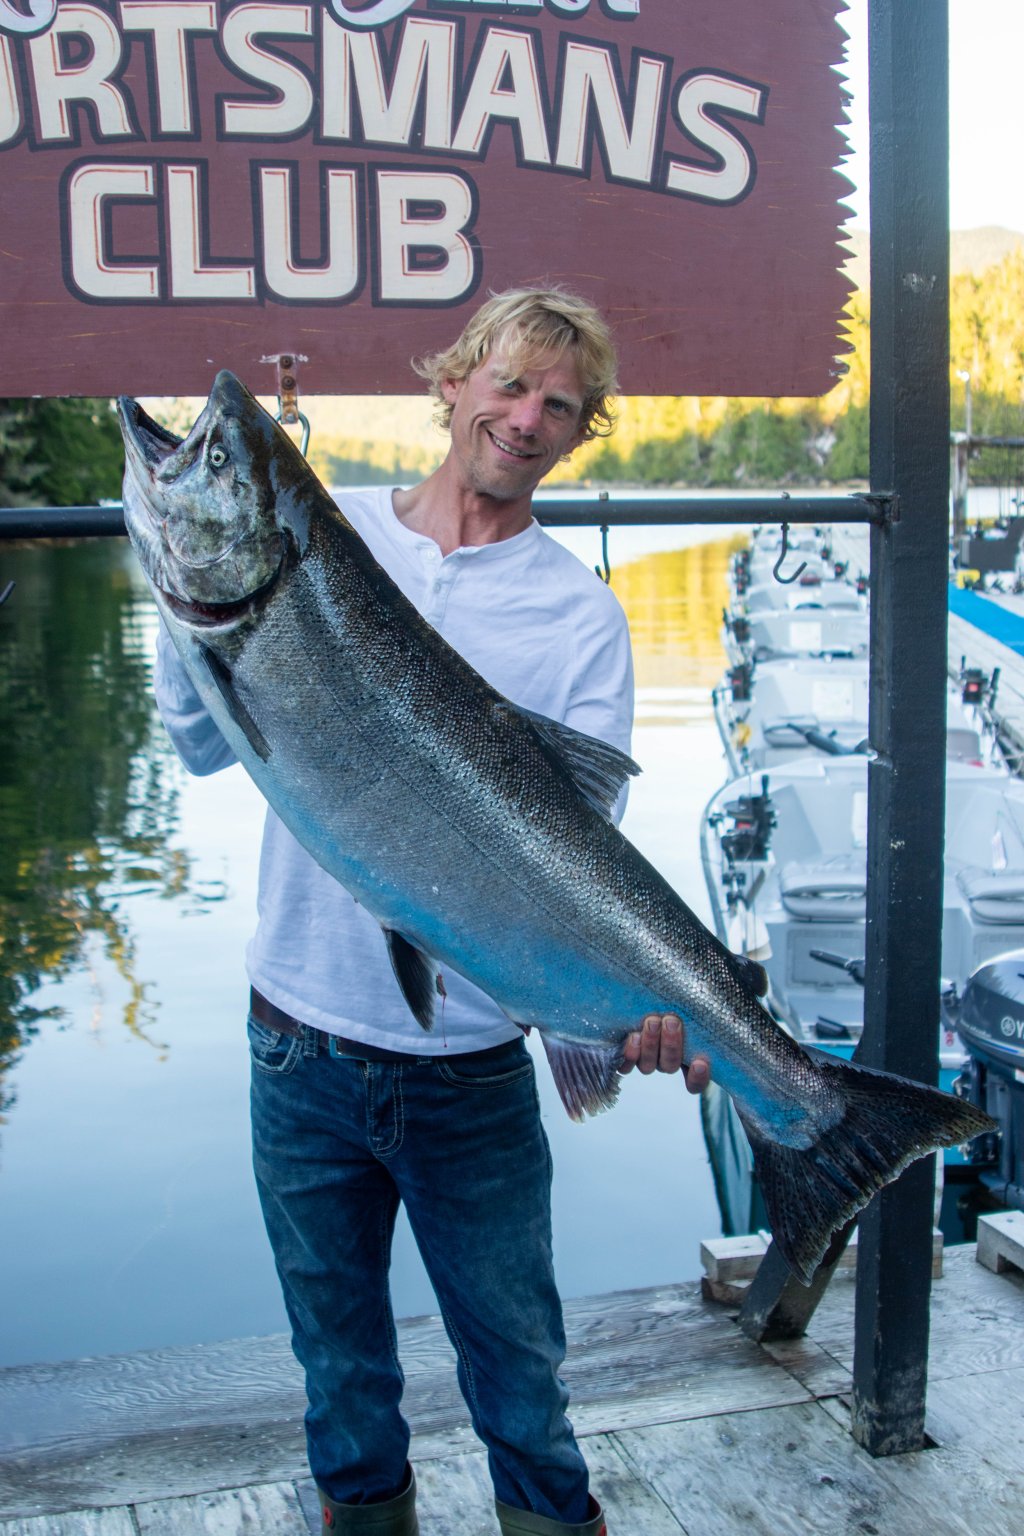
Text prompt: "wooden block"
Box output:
[[700, 1234, 768, 1281], [700, 1227, 943, 1292], [701, 1274, 754, 1307], [976, 1210, 1024, 1275]]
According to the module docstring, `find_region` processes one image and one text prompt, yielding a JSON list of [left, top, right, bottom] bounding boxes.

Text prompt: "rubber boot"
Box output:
[[317, 1465, 419, 1533], [495, 1494, 607, 1535]]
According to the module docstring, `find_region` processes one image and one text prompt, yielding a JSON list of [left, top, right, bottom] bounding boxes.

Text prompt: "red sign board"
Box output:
[[0, 0, 851, 397]]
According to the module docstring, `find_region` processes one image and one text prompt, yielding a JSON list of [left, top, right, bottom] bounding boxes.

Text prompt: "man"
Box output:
[[155, 287, 710, 1536]]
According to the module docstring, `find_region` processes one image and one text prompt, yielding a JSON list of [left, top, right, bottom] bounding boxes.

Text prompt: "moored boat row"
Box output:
[[700, 523, 1022, 1237]]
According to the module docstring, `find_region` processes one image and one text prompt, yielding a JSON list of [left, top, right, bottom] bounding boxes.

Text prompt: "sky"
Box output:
[[841, 0, 1024, 232]]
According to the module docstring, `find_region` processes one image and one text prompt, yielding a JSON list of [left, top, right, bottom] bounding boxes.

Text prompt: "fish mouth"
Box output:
[[117, 396, 188, 479], [157, 566, 283, 630]]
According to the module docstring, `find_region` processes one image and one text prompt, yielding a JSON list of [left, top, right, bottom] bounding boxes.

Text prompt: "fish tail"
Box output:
[[737, 1053, 995, 1285]]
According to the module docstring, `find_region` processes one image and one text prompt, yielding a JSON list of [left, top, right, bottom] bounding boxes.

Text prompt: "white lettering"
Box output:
[[334, 17, 455, 149], [29, 3, 133, 142], [324, 0, 639, 27], [260, 166, 360, 300], [166, 163, 255, 298], [666, 73, 765, 203], [118, 2, 217, 136], [0, 0, 56, 38], [221, 2, 314, 138], [67, 161, 159, 298], [327, 0, 415, 28], [0, 35, 20, 143], [555, 40, 663, 183], [375, 169, 476, 303], [453, 28, 549, 163]]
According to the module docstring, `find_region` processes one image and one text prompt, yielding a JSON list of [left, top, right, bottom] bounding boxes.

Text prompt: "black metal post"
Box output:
[[853, 0, 950, 1455]]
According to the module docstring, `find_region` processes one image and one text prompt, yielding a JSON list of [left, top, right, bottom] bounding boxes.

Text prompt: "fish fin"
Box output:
[[736, 1053, 995, 1286], [382, 927, 435, 1032], [540, 1034, 624, 1121], [729, 953, 770, 997], [199, 645, 271, 762], [511, 705, 640, 821]]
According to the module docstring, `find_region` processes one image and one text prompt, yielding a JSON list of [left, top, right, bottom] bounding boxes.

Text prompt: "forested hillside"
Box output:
[[308, 229, 1024, 491]]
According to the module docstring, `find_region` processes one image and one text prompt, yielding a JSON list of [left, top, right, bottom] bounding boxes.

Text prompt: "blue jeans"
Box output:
[[248, 1015, 591, 1521]]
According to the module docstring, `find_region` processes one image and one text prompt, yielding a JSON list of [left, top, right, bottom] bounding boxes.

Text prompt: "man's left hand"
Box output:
[[618, 1013, 711, 1094]]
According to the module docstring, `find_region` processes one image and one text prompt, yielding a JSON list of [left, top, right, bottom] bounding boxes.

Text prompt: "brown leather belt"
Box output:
[[249, 986, 513, 1067]]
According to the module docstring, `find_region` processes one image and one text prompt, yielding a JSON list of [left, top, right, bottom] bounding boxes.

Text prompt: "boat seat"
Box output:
[[761, 717, 817, 748], [956, 868, 1024, 924], [779, 859, 867, 920]]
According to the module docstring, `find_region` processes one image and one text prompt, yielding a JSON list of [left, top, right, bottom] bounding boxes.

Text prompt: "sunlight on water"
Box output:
[[0, 529, 738, 1367]]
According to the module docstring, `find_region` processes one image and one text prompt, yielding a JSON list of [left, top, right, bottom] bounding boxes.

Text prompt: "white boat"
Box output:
[[712, 656, 1001, 777], [700, 754, 1024, 1063], [697, 752, 1024, 1233]]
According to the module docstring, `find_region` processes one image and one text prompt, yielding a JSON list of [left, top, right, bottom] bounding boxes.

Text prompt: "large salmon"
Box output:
[[117, 372, 993, 1285]]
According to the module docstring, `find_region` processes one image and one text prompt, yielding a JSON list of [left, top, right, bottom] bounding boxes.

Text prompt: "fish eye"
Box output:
[[209, 444, 228, 469]]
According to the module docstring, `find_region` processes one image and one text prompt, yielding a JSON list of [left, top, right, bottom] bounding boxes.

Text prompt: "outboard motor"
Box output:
[[952, 951, 1024, 1209]]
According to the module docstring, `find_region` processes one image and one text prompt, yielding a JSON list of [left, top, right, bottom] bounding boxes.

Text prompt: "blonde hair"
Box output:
[[413, 286, 619, 441]]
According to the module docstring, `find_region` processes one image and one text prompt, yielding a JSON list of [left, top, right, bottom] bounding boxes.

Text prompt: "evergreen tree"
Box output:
[[0, 397, 124, 507]]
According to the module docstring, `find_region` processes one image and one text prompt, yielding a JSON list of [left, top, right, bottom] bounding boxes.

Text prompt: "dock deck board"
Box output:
[[1, 1246, 1021, 1534]]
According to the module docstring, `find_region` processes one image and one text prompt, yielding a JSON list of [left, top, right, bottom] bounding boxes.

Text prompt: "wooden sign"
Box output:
[[0, 0, 852, 397]]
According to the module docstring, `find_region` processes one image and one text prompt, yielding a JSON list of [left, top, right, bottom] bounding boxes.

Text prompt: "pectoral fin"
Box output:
[[382, 927, 436, 1032], [540, 1034, 623, 1121], [200, 645, 271, 762]]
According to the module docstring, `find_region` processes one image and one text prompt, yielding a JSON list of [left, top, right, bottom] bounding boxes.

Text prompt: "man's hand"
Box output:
[[618, 1013, 711, 1094]]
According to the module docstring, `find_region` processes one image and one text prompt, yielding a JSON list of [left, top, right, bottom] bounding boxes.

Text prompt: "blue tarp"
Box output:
[[948, 584, 1024, 656]]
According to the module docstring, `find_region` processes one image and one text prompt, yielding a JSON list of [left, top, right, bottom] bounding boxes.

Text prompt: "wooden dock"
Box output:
[[1, 1241, 1021, 1535]]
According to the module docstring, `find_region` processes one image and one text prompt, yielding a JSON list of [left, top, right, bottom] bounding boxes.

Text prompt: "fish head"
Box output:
[[117, 370, 302, 632]]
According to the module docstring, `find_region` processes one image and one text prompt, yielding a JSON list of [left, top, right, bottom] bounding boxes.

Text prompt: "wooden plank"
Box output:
[[0, 1282, 807, 1517], [414, 1437, 689, 1535], [0, 1515, 136, 1536], [924, 1367, 1024, 1483], [758, 1334, 853, 1400], [976, 1210, 1024, 1275], [807, 1245, 1024, 1385], [414, 1451, 499, 1536], [614, 1400, 982, 1536], [134, 1482, 309, 1534], [581, 1436, 686, 1534]]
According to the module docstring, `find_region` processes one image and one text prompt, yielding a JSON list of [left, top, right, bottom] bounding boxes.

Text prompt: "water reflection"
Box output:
[[0, 529, 736, 1366], [0, 541, 189, 1107], [613, 536, 747, 695]]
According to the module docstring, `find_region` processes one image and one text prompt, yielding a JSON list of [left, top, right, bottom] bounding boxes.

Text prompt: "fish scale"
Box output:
[[117, 371, 996, 1286]]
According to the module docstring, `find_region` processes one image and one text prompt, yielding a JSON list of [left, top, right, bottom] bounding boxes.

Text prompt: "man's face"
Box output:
[[441, 339, 587, 504]]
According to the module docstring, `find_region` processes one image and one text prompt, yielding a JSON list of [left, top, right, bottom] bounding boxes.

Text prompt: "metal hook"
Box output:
[[594, 492, 611, 583], [772, 521, 807, 585], [594, 524, 611, 583], [276, 409, 311, 457]]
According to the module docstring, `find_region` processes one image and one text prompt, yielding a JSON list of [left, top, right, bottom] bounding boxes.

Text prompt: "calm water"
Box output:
[[0, 525, 741, 1368]]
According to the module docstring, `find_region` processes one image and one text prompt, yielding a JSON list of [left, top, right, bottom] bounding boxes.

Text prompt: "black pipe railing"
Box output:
[[0, 492, 887, 542]]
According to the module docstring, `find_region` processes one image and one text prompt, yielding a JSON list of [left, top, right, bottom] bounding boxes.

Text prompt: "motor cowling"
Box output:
[[954, 951, 1024, 1207], [956, 953, 1024, 1075]]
